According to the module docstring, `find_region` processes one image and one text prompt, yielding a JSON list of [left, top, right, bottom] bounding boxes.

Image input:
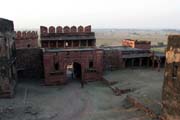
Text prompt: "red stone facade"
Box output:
[[41, 25, 103, 85], [102, 46, 153, 70], [15, 31, 38, 49], [43, 50, 103, 85], [122, 39, 151, 50]]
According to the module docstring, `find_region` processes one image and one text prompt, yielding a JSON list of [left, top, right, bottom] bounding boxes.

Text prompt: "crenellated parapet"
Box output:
[[15, 31, 38, 40], [40, 25, 92, 35], [40, 25, 95, 49], [15, 31, 38, 49]]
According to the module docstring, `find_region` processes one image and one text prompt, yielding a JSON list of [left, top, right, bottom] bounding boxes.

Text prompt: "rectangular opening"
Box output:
[[80, 40, 86, 47], [73, 41, 79, 47], [42, 41, 49, 48], [88, 40, 94, 46], [58, 41, 64, 48], [53, 53, 59, 71], [89, 60, 94, 68], [65, 41, 72, 48], [50, 41, 56, 48]]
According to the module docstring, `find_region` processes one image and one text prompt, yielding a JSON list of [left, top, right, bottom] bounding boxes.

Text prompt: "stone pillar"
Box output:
[[131, 59, 134, 67], [86, 40, 88, 47], [152, 57, 155, 68], [71, 40, 73, 48], [79, 40, 81, 47], [64, 41, 66, 48], [48, 41, 50, 48], [147, 58, 150, 67], [162, 35, 180, 120], [56, 41, 58, 48], [139, 58, 142, 67], [157, 58, 160, 72]]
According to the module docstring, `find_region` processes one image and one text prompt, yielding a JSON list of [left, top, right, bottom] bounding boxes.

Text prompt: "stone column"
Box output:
[[79, 40, 81, 47], [147, 58, 150, 67], [48, 41, 50, 48], [64, 41, 66, 48], [131, 59, 134, 67], [71, 40, 74, 48], [56, 41, 58, 48], [152, 57, 155, 68], [139, 58, 142, 67], [86, 40, 88, 47]]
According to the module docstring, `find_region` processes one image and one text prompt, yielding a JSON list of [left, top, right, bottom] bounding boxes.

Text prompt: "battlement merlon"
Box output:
[[40, 25, 93, 37], [0, 18, 14, 33], [15, 31, 38, 40]]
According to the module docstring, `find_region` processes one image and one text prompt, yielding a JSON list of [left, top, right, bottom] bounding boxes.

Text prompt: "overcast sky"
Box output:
[[1, 0, 180, 29]]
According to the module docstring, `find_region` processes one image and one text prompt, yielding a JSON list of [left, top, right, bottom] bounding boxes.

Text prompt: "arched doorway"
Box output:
[[66, 62, 82, 82], [73, 62, 82, 80]]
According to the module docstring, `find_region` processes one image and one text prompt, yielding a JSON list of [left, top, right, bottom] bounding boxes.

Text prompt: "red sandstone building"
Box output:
[[40, 25, 103, 85], [15, 31, 43, 80], [122, 39, 151, 50]]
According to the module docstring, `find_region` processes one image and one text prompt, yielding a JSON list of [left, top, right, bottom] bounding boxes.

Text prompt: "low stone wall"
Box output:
[[127, 96, 165, 120]]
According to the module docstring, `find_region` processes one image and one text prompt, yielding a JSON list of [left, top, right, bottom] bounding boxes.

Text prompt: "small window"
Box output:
[[172, 62, 178, 80], [54, 62, 59, 71], [89, 60, 94, 68], [65, 41, 72, 47], [27, 44, 30, 48]]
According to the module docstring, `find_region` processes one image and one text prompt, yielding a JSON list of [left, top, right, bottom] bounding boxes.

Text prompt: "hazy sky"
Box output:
[[1, 0, 180, 29]]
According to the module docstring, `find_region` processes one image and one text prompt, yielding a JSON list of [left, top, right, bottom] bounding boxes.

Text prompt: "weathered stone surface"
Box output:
[[0, 18, 14, 32], [16, 48, 44, 79], [0, 18, 16, 98], [162, 35, 180, 120]]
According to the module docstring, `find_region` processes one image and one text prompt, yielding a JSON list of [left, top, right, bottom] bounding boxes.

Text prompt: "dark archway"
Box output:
[[73, 62, 82, 80], [66, 62, 82, 82]]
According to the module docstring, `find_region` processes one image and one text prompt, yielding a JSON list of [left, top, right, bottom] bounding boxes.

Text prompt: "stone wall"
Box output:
[[15, 31, 38, 49], [103, 50, 124, 70], [16, 48, 44, 79], [43, 49, 103, 85], [162, 35, 180, 120]]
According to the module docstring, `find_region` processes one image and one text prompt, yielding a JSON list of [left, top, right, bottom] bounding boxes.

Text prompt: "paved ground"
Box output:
[[104, 68, 164, 116], [0, 68, 163, 120]]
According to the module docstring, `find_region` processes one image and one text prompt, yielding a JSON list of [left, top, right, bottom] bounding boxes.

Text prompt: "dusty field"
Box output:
[[95, 29, 180, 46], [0, 68, 164, 120]]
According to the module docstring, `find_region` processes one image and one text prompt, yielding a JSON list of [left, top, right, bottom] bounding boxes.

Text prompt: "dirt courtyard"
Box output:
[[0, 68, 164, 120]]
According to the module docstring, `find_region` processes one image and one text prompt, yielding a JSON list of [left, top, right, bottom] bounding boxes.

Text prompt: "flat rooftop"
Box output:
[[101, 46, 150, 51], [154, 52, 165, 57], [44, 47, 102, 52]]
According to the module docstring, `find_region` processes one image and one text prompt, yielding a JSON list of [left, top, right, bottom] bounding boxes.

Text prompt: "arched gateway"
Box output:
[[66, 62, 82, 82], [41, 25, 103, 85]]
